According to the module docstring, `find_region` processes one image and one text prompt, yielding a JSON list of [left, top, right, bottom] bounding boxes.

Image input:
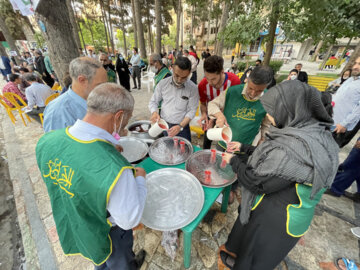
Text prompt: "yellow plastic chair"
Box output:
[[39, 93, 60, 126], [236, 72, 244, 79], [0, 95, 18, 125], [45, 93, 60, 106], [51, 82, 62, 92], [190, 102, 205, 139], [2, 92, 31, 126]]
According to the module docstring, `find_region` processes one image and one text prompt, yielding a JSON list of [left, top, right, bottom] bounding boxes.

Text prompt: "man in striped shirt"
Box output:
[[198, 55, 241, 148]]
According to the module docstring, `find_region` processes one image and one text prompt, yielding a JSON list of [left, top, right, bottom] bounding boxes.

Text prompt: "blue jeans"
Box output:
[[94, 227, 136, 270], [330, 138, 360, 195], [163, 123, 191, 143]]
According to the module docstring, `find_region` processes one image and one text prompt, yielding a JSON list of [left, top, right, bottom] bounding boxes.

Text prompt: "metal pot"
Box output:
[[118, 137, 149, 164], [127, 120, 159, 145]]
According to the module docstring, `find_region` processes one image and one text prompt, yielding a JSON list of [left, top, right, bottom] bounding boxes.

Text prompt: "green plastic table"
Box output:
[[137, 147, 231, 268]]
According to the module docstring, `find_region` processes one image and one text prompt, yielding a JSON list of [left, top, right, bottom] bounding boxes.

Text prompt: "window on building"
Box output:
[[250, 38, 261, 52]]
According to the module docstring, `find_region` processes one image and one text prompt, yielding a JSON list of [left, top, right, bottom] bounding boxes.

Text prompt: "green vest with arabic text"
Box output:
[[219, 84, 266, 149], [35, 128, 134, 265]]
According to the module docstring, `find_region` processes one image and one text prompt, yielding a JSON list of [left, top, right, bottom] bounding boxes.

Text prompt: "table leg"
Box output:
[[183, 230, 192, 268], [221, 185, 231, 213]]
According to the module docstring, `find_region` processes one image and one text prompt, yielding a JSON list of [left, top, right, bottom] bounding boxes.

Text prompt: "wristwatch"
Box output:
[[178, 124, 184, 131]]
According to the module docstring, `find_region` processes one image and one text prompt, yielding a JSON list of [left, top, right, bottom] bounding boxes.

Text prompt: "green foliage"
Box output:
[[79, 18, 108, 52], [0, 0, 26, 40], [116, 29, 136, 52], [237, 60, 283, 74], [162, 24, 176, 49]]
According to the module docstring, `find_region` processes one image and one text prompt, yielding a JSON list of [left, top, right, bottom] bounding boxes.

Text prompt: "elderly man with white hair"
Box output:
[[36, 83, 147, 269], [43, 57, 108, 132], [149, 53, 172, 87]]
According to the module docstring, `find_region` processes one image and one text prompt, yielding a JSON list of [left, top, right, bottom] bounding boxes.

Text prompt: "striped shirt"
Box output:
[[198, 72, 241, 103]]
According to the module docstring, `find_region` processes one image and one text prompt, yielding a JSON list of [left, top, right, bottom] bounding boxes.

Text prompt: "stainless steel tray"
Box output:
[[141, 168, 204, 231], [149, 136, 194, 165], [118, 136, 149, 163], [185, 150, 236, 188]]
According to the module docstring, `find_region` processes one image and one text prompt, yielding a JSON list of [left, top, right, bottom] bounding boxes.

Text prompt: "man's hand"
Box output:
[[226, 142, 241, 153], [150, 112, 160, 124], [215, 114, 228, 128], [167, 125, 181, 137], [197, 113, 209, 131], [115, 145, 123, 152], [355, 140, 360, 149], [223, 152, 234, 164], [334, 124, 347, 134], [207, 119, 215, 130], [135, 167, 146, 177], [50, 74, 56, 79]]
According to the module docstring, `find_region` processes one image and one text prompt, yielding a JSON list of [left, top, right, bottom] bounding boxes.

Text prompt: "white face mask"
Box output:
[[112, 113, 124, 140], [150, 65, 158, 73], [172, 76, 185, 88], [343, 76, 349, 80], [290, 75, 297, 80]]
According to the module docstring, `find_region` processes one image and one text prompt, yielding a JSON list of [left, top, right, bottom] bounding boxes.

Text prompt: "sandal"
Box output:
[[335, 258, 359, 270], [220, 250, 235, 269]]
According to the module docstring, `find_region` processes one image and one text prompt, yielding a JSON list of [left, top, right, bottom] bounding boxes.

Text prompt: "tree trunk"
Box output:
[[134, 0, 147, 58], [87, 20, 96, 48], [99, 0, 110, 52], [215, 1, 230, 56], [175, 0, 181, 50], [206, 0, 212, 48], [190, 4, 194, 45], [263, 1, 279, 66], [131, 0, 138, 48], [155, 0, 162, 54], [106, 0, 115, 54], [342, 40, 360, 73], [67, 0, 82, 49], [145, 3, 153, 54], [0, 14, 20, 64], [35, 0, 79, 86], [119, 0, 128, 57], [180, 9, 183, 47], [0, 42, 8, 57], [311, 40, 323, 62], [78, 21, 87, 55], [320, 44, 333, 70], [336, 37, 352, 69]]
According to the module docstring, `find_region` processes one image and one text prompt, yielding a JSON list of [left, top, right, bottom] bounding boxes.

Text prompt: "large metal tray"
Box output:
[[149, 136, 194, 165], [185, 150, 236, 188], [141, 168, 204, 231], [118, 137, 149, 163]]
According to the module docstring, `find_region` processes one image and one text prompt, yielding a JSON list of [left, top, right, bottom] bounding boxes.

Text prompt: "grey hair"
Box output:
[[23, 72, 38, 82], [150, 53, 162, 63], [69, 57, 103, 82], [87, 83, 134, 114]]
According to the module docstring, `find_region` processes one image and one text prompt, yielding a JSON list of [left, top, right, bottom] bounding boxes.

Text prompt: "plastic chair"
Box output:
[[0, 95, 17, 125], [45, 93, 60, 106], [51, 82, 62, 92], [141, 66, 155, 93], [190, 102, 204, 139], [2, 92, 31, 126]]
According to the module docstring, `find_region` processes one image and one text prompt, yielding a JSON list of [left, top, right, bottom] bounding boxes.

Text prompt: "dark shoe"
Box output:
[[135, 249, 146, 269], [344, 191, 360, 203], [133, 86, 137, 89], [220, 250, 235, 269], [324, 189, 341, 197]]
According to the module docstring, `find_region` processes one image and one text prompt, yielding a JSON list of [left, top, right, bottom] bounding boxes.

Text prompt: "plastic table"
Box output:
[[137, 147, 231, 268]]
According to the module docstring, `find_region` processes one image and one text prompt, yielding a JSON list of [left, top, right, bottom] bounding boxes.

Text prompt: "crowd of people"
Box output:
[[0, 44, 359, 269]]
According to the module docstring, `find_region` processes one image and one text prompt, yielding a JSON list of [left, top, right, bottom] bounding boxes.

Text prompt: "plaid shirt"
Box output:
[[2, 81, 27, 107]]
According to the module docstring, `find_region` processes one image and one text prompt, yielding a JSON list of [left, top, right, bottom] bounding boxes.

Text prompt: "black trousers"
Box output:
[[132, 66, 141, 88], [26, 107, 45, 124], [332, 120, 360, 148], [94, 226, 136, 270]]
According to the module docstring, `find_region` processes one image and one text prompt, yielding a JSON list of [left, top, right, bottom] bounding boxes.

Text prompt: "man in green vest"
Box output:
[[36, 83, 146, 269], [149, 53, 172, 87], [208, 66, 273, 202]]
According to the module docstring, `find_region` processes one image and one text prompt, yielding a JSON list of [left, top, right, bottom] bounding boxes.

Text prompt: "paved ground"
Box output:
[[0, 62, 359, 270]]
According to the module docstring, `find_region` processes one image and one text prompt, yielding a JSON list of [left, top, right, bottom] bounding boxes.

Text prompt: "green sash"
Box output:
[[154, 66, 171, 88], [219, 84, 267, 149], [36, 128, 134, 265]]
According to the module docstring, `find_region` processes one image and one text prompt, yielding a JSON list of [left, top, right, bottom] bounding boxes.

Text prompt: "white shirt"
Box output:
[[25, 82, 53, 108], [68, 120, 147, 230]]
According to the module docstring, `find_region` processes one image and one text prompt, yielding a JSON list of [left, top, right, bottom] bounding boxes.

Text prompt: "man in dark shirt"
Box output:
[[295, 63, 308, 83]]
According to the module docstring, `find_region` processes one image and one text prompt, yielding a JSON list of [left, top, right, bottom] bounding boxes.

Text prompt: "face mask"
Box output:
[[150, 65, 158, 73], [112, 113, 124, 140], [172, 76, 185, 88], [343, 76, 349, 80], [119, 55, 123, 60], [290, 75, 297, 80]]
